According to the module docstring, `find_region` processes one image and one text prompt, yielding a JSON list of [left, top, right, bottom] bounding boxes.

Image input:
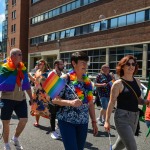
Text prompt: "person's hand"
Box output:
[[104, 121, 110, 132], [70, 99, 83, 107], [102, 83, 107, 87], [92, 121, 98, 136]]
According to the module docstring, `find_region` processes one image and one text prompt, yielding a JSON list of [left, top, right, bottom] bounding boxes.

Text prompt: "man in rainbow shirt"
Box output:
[[0, 48, 33, 150]]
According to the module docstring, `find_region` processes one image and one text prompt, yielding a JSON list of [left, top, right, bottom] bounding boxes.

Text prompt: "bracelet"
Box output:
[[91, 120, 97, 124]]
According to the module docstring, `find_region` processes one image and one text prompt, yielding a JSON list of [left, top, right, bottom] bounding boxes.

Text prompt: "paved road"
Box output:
[[0, 93, 150, 150]]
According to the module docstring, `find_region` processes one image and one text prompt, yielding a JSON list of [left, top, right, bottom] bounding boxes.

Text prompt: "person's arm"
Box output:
[[28, 73, 35, 82], [26, 89, 33, 105], [135, 78, 150, 105], [94, 74, 107, 87], [53, 96, 82, 107], [104, 80, 122, 132], [88, 100, 98, 136]]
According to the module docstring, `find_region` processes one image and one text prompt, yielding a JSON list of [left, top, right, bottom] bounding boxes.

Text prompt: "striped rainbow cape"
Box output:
[[0, 59, 30, 91]]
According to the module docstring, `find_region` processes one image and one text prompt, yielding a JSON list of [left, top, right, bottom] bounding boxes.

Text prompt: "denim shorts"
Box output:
[[100, 97, 109, 110], [1, 99, 28, 120]]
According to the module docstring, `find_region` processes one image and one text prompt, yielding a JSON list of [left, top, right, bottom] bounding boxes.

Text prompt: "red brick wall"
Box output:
[[28, 0, 150, 54]]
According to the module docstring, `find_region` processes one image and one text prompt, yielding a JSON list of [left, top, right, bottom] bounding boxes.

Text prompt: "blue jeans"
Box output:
[[58, 120, 88, 150], [145, 120, 150, 128]]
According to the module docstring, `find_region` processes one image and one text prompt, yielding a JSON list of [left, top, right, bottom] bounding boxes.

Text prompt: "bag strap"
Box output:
[[121, 78, 139, 100]]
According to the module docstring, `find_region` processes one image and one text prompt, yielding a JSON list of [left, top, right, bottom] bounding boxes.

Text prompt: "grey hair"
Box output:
[[10, 48, 21, 56]]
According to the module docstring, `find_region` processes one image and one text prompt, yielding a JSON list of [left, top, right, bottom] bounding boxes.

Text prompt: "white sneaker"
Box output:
[[96, 117, 104, 126], [55, 128, 61, 138], [11, 138, 23, 150], [4, 145, 11, 150], [51, 131, 60, 140]]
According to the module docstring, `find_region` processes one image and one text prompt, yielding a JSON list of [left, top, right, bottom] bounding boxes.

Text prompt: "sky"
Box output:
[[0, 0, 5, 41]]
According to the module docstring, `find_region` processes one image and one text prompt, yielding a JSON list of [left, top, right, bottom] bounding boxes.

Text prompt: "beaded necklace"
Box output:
[[69, 70, 93, 104]]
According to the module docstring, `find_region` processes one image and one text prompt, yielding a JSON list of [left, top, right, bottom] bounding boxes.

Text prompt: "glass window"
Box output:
[[34, 17, 38, 23], [76, 0, 81, 8], [48, 34, 51, 41], [82, 25, 89, 34], [37, 16, 41, 22], [136, 11, 145, 23], [44, 35, 48, 42], [44, 12, 49, 20], [60, 31, 66, 39], [110, 18, 118, 28], [118, 15, 126, 27], [56, 32, 60, 40], [101, 20, 108, 30], [94, 22, 100, 32], [40, 14, 44, 21], [127, 13, 135, 25], [75, 27, 80, 36], [31, 18, 35, 24], [51, 33, 56, 41], [49, 11, 52, 18], [39, 36, 44, 43], [70, 28, 75, 37], [71, 2, 76, 10], [83, 0, 89, 6], [89, 0, 96, 3], [66, 30, 70, 37], [67, 3, 71, 12], [62, 5, 66, 13]]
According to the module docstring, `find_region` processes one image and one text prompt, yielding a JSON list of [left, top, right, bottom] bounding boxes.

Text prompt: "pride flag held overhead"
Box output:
[[42, 72, 65, 99]]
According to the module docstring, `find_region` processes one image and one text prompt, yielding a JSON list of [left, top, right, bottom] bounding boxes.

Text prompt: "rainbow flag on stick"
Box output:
[[42, 72, 65, 99]]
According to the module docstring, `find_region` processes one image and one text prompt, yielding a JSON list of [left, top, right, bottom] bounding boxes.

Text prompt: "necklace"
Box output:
[[69, 70, 93, 104]]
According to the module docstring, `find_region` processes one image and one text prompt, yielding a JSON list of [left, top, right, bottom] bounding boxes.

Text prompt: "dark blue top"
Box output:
[[96, 73, 112, 97]]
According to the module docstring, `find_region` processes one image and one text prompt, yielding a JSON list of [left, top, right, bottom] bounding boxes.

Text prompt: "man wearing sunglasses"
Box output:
[[0, 48, 33, 150]]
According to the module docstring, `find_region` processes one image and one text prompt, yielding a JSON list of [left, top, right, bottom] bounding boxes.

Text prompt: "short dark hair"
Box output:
[[116, 55, 138, 77], [53, 59, 63, 67], [71, 52, 89, 67]]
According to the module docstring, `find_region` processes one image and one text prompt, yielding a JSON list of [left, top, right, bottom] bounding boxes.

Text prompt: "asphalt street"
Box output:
[[0, 93, 150, 150]]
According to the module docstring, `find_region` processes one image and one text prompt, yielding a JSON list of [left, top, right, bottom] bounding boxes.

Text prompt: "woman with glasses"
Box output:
[[29, 59, 50, 126], [104, 55, 150, 150]]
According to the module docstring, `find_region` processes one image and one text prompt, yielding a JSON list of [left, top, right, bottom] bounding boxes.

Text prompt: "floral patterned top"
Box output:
[[96, 73, 112, 97], [57, 77, 89, 124]]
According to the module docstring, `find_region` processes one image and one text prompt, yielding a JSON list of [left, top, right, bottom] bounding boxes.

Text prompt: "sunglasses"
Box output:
[[15, 53, 22, 56], [126, 62, 136, 67]]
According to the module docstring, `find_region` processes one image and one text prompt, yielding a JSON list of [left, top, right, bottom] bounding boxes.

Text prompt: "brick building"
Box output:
[[6, 0, 29, 63], [4, 0, 150, 79]]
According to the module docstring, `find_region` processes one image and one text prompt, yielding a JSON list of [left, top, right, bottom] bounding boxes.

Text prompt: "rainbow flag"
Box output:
[[42, 72, 65, 99], [108, 79, 115, 87]]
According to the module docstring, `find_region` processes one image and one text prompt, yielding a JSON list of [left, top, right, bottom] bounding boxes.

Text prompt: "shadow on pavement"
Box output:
[[34, 124, 51, 133], [85, 141, 99, 150]]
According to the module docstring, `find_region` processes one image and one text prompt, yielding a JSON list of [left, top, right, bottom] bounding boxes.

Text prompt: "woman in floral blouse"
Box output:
[[53, 52, 98, 150]]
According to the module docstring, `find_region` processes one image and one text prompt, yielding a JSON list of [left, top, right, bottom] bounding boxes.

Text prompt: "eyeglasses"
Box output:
[[126, 62, 136, 67]]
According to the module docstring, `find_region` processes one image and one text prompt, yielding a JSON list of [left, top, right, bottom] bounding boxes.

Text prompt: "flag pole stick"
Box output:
[[66, 84, 79, 99], [108, 132, 112, 150]]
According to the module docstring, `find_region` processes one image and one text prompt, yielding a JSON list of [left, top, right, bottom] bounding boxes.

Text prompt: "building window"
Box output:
[[136, 11, 145, 23], [12, 10, 16, 19], [110, 18, 118, 28], [12, 0, 16, 6], [11, 38, 15, 46], [127, 13, 135, 25], [60, 31, 66, 39], [118, 15, 126, 27], [11, 24, 16, 33]]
